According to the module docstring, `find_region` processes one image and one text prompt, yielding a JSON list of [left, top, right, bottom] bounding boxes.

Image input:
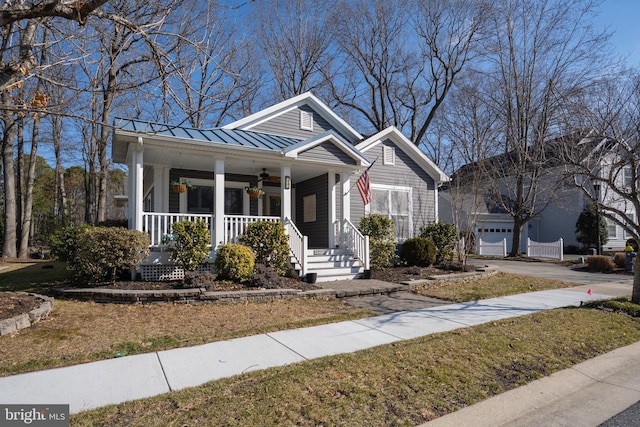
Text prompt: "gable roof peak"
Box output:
[[222, 92, 362, 143]]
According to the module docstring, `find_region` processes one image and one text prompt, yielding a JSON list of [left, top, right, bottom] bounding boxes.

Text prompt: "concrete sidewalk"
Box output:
[[0, 286, 619, 419]]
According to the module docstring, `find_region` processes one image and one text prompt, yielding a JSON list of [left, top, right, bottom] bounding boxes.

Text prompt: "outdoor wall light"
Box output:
[[285, 175, 291, 189]]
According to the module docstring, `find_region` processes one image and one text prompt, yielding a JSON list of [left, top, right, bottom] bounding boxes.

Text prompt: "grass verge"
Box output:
[[414, 272, 576, 302], [71, 306, 640, 426], [0, 299, 373, 377]]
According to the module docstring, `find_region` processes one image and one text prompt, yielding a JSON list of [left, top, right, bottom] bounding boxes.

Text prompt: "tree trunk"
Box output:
[[52, 114, 67, 218], [18, 116, 39, 259], [16, 109, 25, 254], [632, 256, 640, 305], [1, 92, 17, 258], [510, 216, 523, 257]]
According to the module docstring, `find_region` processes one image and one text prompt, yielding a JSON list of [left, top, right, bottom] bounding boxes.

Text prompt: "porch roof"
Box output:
[[113, 118, 304, 163]]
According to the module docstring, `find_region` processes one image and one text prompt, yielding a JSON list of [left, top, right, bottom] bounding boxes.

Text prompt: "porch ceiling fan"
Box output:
[[257, 168, 280, 184]]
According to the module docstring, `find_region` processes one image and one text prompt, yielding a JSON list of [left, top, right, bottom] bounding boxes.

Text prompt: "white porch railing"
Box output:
[[284, 217, 308, 276], [142, 213, 282, 247], [337, 219, 370, 270], [142, 212, 215, 247], [224, 215, 280, 244], [478, 238, 507, 257], [527, 237, 564, 261]]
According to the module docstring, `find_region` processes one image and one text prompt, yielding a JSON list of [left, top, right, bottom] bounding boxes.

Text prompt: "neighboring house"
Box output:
[[440, 135, 637, 254], [112, 92, 449, 281]]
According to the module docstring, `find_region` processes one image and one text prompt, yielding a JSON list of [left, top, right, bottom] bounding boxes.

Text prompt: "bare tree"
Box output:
[[161, 1, 259, 128], [439, 73, 501, 264], [327, 0, 485, 145], [252, 0, 336, 102], [559, 72, 640, 302], [328, 0, 410, 134], [480, 0, 609, 256], [0, 1, 109, 91]]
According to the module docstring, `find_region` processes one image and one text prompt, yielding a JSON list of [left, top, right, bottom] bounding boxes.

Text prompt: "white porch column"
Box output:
[[153, 166, 169, 213], [214, 159, 225, 248], [341, 172, 351, 222], [281, 165, 292, 221], [130, 138, 144, 231], [328, 170, 337, 247]]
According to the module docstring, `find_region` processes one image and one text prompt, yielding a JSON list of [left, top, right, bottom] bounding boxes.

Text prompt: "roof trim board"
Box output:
[[356, 126, 450, 184], [283, 130, 370, 167], [222, 92, 363, 143]]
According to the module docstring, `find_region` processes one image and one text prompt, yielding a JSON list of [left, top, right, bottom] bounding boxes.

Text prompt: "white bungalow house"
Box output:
[[112, 92, 449, 282]]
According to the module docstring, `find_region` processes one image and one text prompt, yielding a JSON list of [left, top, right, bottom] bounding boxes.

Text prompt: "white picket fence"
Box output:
[[477, 238, 507, 257], [527, 238, 564, 261]]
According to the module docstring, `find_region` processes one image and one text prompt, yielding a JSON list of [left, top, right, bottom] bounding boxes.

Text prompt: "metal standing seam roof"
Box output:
[[114, 118, 303, 151]]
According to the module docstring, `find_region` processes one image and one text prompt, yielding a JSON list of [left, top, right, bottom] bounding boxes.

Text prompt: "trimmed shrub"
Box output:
[[97, 219, 128, 228], [358, 214, 397, 269], [399, 237, 436, 267], [239, 221, 289, 276], [586, 255, 615, 272], [214, 243, 255, 283], [48, 224, 93, 261], [420, 221, 457, 266], [613, 253, 627, 269], [70, 227, 150, 282], [170, 220, 210, 271]]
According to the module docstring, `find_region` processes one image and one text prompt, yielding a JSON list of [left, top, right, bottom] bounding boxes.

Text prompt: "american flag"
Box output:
[[356, 166, 372, 205]]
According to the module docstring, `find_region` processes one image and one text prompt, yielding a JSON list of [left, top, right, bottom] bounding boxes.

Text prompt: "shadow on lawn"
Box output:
[[0, 261, 70, 293]]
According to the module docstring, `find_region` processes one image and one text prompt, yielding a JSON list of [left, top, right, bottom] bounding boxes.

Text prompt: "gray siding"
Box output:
[[295, 173, 329, 248], [298, 141, 357, 164], [251, 104, 351, 141], [350, 139, 436, 235]]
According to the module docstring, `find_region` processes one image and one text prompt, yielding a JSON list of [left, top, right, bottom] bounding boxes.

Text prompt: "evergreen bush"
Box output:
[[48, 224, 93, 261], [399, 237, 436, 267], [170, 220, 210, 271], [239, 221, 289, 275], [70, 227, 149, 282], [419, 221, 457, 266], [358, 214, 396, 269], [213, 243, 255, 283]]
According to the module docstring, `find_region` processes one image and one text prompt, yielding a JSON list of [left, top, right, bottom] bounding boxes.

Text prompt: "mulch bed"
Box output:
[[0, 293, 44, 319]]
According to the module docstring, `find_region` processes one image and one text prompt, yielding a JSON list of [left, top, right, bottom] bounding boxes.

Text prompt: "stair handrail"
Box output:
[[340, 219, 370, 270], [284, 217, 307, 276]]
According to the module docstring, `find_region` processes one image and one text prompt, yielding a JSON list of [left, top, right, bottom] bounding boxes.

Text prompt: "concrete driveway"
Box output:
[[467, 258, 634, 297]]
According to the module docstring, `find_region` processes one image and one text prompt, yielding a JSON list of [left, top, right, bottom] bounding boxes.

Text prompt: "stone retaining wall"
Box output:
[[0, 293, 54, 336], [54, 267, 498, 305]]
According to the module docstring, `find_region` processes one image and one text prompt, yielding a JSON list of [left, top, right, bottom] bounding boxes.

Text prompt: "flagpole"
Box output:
[[345, 157, 377, 195]]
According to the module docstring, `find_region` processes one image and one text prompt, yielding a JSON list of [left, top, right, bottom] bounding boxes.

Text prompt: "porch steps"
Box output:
[[296, 248, 365, 283]]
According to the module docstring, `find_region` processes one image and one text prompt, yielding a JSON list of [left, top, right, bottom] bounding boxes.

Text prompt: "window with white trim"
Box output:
[[607, 217, 617, 240], [180, 178, 249, 214], [300, 110, 313, 131], [370, 184, 412, 241], [623, 167, 632, 188]]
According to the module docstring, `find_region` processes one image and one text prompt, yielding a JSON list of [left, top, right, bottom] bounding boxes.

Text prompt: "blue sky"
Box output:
[[597, 0, 640, 66]]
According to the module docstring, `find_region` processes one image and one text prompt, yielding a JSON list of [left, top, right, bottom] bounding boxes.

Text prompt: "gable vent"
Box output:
[[383, 146, 395, 165], [300, 110, 313, 131]]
